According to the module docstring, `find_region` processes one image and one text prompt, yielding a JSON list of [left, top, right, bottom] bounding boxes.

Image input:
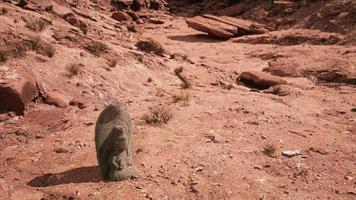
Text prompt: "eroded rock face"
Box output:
[[237, 70, 287, 90], [0, 65, 39, 115], [112, 11, 132, 22], [62, 13, 88, 33], [95, 102, 135, 181]]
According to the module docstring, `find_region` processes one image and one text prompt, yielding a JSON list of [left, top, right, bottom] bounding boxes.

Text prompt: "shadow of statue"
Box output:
[[27, 166, 102, 187], [168, 34, 226, 43]]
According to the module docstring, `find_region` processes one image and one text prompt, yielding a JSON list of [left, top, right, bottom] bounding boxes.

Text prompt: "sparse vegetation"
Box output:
[[174, 67, 191, 89], [172, 91, 190, 105], [0, 50, 7, 62], [181, 81, 191, 89], [262, 144, 277, 157], [85, 41, 109, 56], [135, 38, 165, 56], [41, 43, 56, 57], [16, 38, 55, 57], [25, 18, 50, 32], [143, 106, 172, 125], [66, 63, 83, 77]]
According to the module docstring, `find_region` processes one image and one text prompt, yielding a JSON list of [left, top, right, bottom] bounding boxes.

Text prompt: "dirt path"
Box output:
[[1, 11, 356, 200]]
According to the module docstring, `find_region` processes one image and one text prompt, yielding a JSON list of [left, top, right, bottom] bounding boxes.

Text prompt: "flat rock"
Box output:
[[0, 65, 39, 115], [186, 15, 268, 38], [263, 85, 299, 96], [186, 16, 237, 39], [232, 29, 343, 45], [112, 11, 132, 22], [237, 71, 287, 90], [43, 91, 69, 108]]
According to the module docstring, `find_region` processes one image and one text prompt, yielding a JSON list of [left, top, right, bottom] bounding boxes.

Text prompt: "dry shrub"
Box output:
[[25, 18, 50, 32], [17, 38, 55, 57], [85, 41, 109, 56], [262, 144, 277, 157], [143, 106, 172, 125], [135, 38, 165, 56], [66, 63, 83, 77], [172, 91, 190, 105]]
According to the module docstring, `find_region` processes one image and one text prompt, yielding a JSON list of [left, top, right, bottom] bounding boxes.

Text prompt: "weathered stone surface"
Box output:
[[62, 13, 88, 33], [111, 0, 133, 10], [263, 84, 299, 96], [232, 29, 342, 45], [203, 15, 269, 34], [0, 65, 39, 115], [42, 91, 69, 108], [186, 16, 237, 39], [112, 11, 132, 22], [127, 10, 140, 21], [15, 0, 53, 12], [10, 186, 44, 200], [95, 102, 135, 181], [186, 15, 268, 38], [237, 71, 287, 90], [218, 3, 244, 16]]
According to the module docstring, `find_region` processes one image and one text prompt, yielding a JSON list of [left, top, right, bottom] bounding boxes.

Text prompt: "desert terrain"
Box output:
[[0, 0, 355, 199]]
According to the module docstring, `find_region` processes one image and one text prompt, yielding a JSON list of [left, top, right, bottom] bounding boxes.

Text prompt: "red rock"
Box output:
[[237, 71, 287, 90], [43, 91, 69, 108], [0, 65, 39, 115], [112, 11, 132, 22], [186, 16, 237, 39], [63, 13, 88, 33], [218, 3, 244, 16]]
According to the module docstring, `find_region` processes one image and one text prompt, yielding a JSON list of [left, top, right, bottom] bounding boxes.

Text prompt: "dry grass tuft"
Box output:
[[85, 41, 109, 56], [25, 18, 50, 32], [262, 144, 277, 157], [66, 63, 83, 77], [172, 91, 190, 105], [18, 38, 55, 57], [143, 106, 172, 125]]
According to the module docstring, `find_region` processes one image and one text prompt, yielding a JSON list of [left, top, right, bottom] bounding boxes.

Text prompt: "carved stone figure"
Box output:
[[95, 102, 135, 181]]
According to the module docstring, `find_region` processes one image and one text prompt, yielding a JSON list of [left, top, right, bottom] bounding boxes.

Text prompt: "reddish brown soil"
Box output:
[[0, 1, 355, 200]]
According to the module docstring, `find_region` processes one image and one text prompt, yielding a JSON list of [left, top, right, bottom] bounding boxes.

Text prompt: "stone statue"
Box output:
[[95, 102, 135, 181]]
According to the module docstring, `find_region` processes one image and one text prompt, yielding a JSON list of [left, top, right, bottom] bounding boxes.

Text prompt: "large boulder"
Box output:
[[0, 64, 39, 115], [237, 71, 287, 90]]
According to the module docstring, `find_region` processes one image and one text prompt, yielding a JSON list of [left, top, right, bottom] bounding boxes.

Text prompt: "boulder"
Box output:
[[0, 65, 39, 115], [185, 15, 268, 38], [112, 11, 132, 22], [237, 71, 287, 90], [42, 91, 69, 108], [186, 16, 237, 39], [132, 0, 150, 11], [62, 13, 88, 33], [111, 0, 133, 10]]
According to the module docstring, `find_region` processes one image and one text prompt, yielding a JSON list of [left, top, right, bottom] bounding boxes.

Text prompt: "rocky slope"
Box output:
[[0, 0, 355, 199]]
